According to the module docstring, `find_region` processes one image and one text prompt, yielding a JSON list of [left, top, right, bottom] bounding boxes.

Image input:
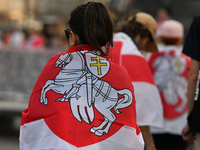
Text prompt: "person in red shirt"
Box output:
[[24, 21, 44, 50]]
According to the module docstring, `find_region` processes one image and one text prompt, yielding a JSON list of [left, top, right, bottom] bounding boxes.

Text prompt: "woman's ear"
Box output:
[[69, 31, 80, 47]]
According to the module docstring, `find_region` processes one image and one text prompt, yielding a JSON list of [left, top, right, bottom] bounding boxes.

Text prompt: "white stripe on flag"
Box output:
[[133, 82, 164, 127], [20, 119, 144, 150]]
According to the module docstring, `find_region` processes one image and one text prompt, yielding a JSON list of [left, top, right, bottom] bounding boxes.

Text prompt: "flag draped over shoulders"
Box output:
[[20, 44, 144, 150], [147, 45, 191, 135], [110, 32, 164, 127]]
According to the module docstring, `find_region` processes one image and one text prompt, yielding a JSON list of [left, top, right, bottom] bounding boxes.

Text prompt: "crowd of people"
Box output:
[[0, 7, 170, 51], [13, 1, 200, 150], [0, 16, 69, 50]]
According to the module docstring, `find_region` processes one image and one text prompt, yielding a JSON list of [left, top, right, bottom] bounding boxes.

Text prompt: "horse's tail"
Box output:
[[114, 89, 133, 114]]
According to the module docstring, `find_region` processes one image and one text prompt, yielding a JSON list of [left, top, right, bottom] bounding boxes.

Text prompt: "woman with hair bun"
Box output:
[[20, 2, 144, 150]]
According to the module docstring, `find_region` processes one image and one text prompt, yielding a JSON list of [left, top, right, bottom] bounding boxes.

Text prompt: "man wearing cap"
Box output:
[[110, 12, 163, 150], [147, 20, 190, 150]]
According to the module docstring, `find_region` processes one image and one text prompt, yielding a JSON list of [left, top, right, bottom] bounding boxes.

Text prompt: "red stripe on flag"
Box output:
[[121, 54, 156, 85], [110, 41, 156, 85], [148, 52, 165, 75], [160, 92, 188, 119], [181, 53, 191, 78]]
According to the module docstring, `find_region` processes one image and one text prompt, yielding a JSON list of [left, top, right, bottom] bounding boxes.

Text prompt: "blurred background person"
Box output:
[[147, 20, 190, 150], [155, 8, 171, 38], [2, 29, 11, 47], [156, 8, 170, 29], [0, 29, 2, 48], [110, 12, 164, 150], [9, 24, 25, 49], [23, 19, 44, 50], [182, 15, 200, 150]]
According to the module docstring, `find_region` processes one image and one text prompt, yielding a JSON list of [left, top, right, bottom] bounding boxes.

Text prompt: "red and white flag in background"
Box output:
[[147, 46, 191, 134], [110, 32, 164, 128], [20, 44, 144, 150]]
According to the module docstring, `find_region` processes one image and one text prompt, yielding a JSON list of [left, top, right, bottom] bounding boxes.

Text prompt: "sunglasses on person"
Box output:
[[64, 28, 71, 39]]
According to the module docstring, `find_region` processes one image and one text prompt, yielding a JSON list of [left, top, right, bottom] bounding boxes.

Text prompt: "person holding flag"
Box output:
[[19, 2, 144, 150], [110, 12, 163, 150], [147, 20, 190, 150]]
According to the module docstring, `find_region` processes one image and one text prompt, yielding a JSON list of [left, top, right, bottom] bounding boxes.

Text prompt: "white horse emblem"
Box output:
[[153, 50, 187, 113], [40, 51, 133, 136]]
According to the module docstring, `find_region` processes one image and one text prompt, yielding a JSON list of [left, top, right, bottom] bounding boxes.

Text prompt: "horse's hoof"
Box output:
[[56, 97, 65, 102], [40, 98, 47, 105], [90, 127, 96, 133], [40, 99, 43, 104], [94, 130, 103, 136], [44, 98, 48, 105]]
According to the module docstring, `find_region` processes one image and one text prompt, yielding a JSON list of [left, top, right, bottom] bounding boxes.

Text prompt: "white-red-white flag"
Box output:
[[147, 46, 190, 134], [20, 44, 144, 150], [110, 32, 164, 127]]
